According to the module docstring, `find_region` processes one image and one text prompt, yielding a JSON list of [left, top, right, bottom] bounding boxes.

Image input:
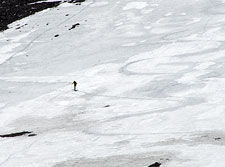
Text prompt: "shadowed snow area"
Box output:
[[1, 0, 225, 166]]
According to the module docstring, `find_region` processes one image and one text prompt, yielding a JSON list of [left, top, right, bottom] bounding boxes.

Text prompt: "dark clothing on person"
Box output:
[[73, 81, 77, 91]]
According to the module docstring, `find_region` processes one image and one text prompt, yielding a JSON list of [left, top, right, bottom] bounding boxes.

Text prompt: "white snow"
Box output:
[[59, 2, 74, 8], [0, 103, 6, 108], [150, 4, 159, 7], [1, 0, 225, 166], [164, 12, 172, 17], [123, 2, 148, 10], [90, 1, 109, 7], [0, 43, 20, 64]]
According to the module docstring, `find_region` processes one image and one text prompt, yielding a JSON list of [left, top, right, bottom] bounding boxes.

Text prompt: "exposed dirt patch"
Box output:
[[0, 131, 35, 138], [0, 0, 86, 31], [0, 0, 60, 31], [28, 133, 37, 137], [53, 153, 172, 167], [69, 23, 80, 30], [68, 0, 85, 5], [148, 162, 161, 167]]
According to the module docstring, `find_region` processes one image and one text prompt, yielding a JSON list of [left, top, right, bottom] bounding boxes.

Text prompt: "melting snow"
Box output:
[[1, 0, 225, 167]]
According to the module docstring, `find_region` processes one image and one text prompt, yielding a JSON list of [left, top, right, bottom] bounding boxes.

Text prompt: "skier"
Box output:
[[72, 81, 77, 91]]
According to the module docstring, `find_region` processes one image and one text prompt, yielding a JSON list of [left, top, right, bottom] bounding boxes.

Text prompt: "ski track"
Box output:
[[1, 0, 225, 167]]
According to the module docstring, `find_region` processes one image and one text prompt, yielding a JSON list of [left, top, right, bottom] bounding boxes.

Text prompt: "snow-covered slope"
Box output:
[[1, 0, 225, 166]]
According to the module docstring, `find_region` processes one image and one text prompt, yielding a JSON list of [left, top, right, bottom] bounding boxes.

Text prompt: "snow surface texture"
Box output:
[[1, 0, 225, 166]]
